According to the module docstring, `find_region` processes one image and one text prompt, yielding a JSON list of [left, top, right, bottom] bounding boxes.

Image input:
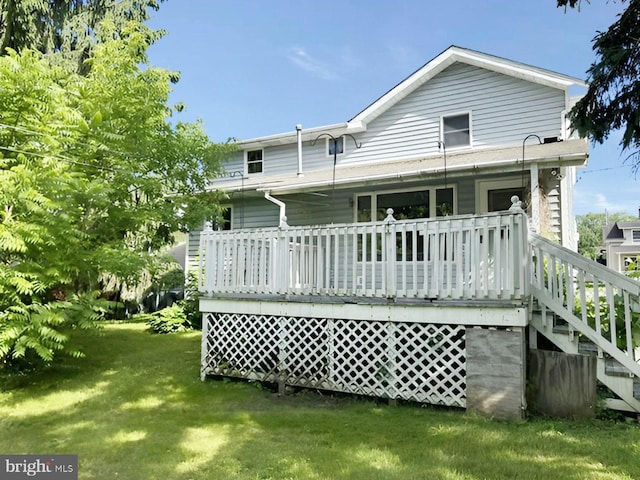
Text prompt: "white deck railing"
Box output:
[[199, 210, 529, 301], [531, 234, 640, 376]]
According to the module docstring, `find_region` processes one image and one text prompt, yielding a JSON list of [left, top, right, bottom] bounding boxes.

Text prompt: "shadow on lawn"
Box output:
[[1, 322, 639, 480]]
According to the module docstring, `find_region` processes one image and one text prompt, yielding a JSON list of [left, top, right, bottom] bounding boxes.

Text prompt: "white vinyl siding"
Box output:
[[219, 63, 566, 176], [343, 63, 565, 164]]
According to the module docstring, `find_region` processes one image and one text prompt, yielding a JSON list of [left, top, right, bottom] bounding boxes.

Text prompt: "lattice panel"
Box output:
[[331, 320, 392, 398], [282, 317, 330, 387], [203, 313, 281, 382], [394, 323, 466, 407], [202, 312, 467, 408]]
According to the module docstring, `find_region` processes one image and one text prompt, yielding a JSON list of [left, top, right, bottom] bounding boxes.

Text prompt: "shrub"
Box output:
[[182, 270, 202, 329], [145, 303, 192, 334]]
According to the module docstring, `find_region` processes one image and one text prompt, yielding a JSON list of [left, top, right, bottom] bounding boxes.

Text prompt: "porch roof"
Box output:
[[207, 139, 588, 195]]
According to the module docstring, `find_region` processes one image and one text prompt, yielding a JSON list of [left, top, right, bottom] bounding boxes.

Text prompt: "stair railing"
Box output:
[[530, 233, 640, 378]]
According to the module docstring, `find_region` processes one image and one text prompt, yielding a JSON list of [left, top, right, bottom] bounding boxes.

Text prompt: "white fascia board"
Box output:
[[200, 298, 527, 327], [258, 153, 588, 195], [238, 122, 365, 150], [453, 49, 586, 89]]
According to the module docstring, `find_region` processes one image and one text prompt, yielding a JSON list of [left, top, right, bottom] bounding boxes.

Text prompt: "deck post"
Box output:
[[277, 220, 290, 293], [384, 209, 397, 298]]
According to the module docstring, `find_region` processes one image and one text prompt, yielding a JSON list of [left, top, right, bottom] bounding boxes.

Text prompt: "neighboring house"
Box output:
[[603, 220, 640, 273], [193, 46, 640, 418]]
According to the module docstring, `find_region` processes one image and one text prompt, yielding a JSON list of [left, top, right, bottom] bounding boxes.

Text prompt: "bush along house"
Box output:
[[192, 46, 640, 419]]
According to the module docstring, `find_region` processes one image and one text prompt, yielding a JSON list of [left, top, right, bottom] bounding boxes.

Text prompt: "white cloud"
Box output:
[[287, 47, 339, 80], [574, 190, 631, 215]]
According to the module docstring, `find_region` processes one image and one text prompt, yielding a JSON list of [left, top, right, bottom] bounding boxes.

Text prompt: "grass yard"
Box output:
[[1, 322, 639, 480]]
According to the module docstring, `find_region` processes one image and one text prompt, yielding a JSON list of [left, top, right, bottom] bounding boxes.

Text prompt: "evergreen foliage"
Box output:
[[0, 0, 165, 73], [557, 0, 640, 167], [0, 20, 234, 367]]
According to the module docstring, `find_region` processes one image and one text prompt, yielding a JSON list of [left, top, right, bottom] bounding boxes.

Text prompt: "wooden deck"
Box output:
[[197, 209, 640, 417]]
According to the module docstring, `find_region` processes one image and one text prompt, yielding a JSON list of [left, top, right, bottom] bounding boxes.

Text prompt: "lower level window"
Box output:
[[355, 187, 454, 260], [215, 207, 232, 230], [356, 187, 454, 222], [487, 187, 524, 212]]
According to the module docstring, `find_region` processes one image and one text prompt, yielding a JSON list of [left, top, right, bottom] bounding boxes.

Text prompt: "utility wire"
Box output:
[[0, 145, 117, 171], [576, 164, 629, 183]]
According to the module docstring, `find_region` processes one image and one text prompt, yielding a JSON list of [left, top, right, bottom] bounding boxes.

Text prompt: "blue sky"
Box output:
[[147, 0, 638, 216]]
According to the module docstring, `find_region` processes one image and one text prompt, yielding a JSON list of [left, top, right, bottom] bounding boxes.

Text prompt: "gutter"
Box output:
[[258, 152, 588, 195]]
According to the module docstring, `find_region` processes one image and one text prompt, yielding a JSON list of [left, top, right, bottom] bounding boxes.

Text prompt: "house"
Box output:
[[603, 220, 640, 274], [194, 46, 640, 418]]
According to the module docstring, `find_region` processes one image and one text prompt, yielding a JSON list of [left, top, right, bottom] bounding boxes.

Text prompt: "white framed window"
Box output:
[[633, 230, 640, 242], [326, 136, 344, 157], [354, 185, 456, 261], [475, 178, 525, 214], [215, 206, 232, 231], [245, 149, 263, 175], [354, 185, 456, 223], [441, 111, 472, 149]]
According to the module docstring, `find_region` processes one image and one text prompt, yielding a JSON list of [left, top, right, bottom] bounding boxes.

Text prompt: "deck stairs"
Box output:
[[529, 234, 640, 413]]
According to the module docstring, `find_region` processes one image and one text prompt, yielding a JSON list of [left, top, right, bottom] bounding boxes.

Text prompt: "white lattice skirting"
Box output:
[[201, 313, 467, 408]]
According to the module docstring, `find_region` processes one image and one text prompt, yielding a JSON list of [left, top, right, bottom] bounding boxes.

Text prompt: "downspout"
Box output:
[[264, 191, 289, 228], [296, 124, 303, 177], [530, 163, 540, 234]]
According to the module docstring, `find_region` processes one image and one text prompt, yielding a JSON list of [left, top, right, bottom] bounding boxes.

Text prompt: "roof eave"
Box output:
[[350, 46, 587, 127], [238, 122, 366, 149]]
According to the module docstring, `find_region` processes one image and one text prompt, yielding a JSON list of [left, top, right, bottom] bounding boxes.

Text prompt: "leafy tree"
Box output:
[[557, 0, 640, 167], [0, 21, 234, 368], [0, 0, 164, 72], [576, 212, 636, 259]]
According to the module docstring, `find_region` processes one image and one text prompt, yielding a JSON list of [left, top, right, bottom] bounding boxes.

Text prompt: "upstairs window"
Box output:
[[327, 136, 344, 157], [246, 149, 263, 174], [633, 230, 640, 242], [441, 112, 471, 149]]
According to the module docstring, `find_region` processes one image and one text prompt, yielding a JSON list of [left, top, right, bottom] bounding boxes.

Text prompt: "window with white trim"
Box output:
[[356, 187, 455, 222], [355, 186, 455, 260], [633, 230, 640, 242], [215, 207, 232, 231], [441, 112, 471, 148], [246, 149, 263, 174], [327, 136, 344, 157]]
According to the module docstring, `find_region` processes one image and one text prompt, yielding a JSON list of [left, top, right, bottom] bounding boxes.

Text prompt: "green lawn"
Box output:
[[1, 322, 639, 480]]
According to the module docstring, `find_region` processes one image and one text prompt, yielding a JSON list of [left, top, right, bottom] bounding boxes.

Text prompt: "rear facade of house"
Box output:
[[192, 46, 640, 418]]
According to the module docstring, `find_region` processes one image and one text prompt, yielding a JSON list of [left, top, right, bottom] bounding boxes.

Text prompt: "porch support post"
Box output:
[[530, 162, 540, 234], [277, 225, 290, 293], [384, 209, 397, 298]]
